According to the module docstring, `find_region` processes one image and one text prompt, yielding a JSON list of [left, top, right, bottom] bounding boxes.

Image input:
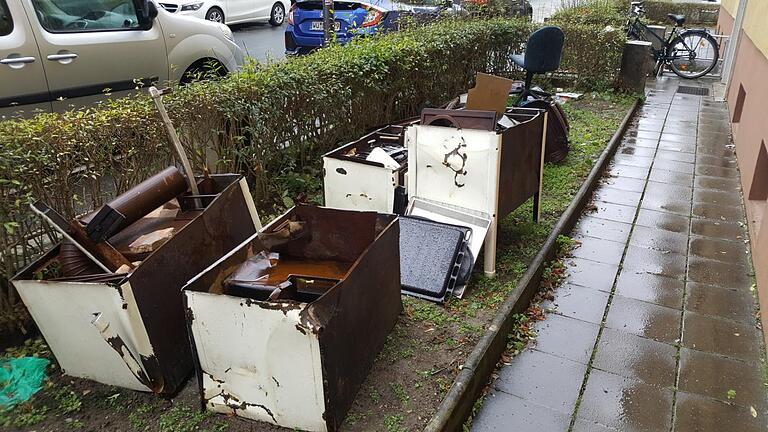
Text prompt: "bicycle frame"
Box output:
[[627, 16, 685, 64]]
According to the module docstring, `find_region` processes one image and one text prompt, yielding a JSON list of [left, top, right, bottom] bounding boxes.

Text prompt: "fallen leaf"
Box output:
[[750, 406, 757, 418]]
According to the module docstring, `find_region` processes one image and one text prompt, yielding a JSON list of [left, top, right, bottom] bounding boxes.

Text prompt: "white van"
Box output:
[[157, 0, 290, 26], [0, 0, 244, 118]]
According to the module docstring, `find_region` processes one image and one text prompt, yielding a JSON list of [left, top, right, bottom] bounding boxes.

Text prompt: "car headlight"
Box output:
[[218, 23, 235, 42], [181, 2, 204, 11]]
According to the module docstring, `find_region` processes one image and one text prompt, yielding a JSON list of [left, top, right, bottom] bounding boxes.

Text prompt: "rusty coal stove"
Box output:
[[12, 168, 261, 394], [183, 205, 401, 432], [323, 106, 547, 303]]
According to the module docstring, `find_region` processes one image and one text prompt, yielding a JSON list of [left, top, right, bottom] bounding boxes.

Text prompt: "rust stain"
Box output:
[[103, 336, 155, 390], [204, 389, 277, 424]]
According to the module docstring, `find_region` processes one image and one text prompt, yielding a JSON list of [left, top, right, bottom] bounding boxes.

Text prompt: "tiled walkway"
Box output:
[[472, 77, 767, 432]]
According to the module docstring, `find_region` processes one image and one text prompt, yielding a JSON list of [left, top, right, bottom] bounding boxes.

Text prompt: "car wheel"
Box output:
[[205, 7, 225, 23], [180, 59, 228, 85], [269, 2, 285, 26]]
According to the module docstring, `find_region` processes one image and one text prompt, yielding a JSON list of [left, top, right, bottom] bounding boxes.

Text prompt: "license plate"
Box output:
[[310, 20, 340, 31]]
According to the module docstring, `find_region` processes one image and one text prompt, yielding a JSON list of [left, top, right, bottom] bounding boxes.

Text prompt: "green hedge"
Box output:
[[554, 0, 719, 27], [550, 0, 626, 26], [641, 1, 719, 25], [0, 16, 624, 321]]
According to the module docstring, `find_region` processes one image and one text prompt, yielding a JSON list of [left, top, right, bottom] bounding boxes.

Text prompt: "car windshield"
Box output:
[[31, 0, 141, 32], [0, 0, 12, 36]]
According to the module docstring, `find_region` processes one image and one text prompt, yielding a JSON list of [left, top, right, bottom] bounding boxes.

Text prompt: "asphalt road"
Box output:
[[231, 22, 287, 63], [227, 0, 572, 62]]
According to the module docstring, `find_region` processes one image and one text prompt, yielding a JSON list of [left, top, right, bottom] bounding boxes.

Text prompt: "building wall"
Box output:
[[719, 3, 768, 345], [741, 0, 768, 58], [720, 0, 738, 17], [716, 6, 733, 37]]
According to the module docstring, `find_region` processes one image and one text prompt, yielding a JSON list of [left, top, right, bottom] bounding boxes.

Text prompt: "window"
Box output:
[[0, 0, 13, 36], [31, 0, 141, 32], [749, 141, 768, 201], [733, 84, 746, 123]]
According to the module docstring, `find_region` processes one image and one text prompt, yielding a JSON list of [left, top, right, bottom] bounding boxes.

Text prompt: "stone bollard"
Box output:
[[647, 25, 666, 51], [617, 40, 653, 93], [646, 25, 666, 75]]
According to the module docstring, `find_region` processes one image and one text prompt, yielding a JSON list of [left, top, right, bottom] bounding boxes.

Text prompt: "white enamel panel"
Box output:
[[406, 125, 501, 217], [323, 156, 397, 213], [186, 291, 327, 432], [13, 279, 150, 391]]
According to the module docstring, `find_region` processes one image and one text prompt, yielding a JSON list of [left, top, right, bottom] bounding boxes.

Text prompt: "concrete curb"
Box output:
[[423, 98, 642, 432]]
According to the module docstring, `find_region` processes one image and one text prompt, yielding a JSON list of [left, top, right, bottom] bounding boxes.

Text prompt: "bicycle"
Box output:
[[626, 0, 719, 79]]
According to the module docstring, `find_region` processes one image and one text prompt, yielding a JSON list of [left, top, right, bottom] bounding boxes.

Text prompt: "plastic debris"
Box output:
[[0, 357, 50, 410]]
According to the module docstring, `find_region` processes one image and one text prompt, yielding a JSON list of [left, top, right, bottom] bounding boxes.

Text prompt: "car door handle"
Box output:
[[47, 53, 78, 61], [0, 56, 36, 65]]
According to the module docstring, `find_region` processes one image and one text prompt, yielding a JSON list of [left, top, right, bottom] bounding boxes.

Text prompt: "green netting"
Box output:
[[0, 357, 50, 410]]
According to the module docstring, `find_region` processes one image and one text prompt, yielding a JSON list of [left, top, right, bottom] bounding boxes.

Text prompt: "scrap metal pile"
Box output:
[[12, 75, 562, 432]]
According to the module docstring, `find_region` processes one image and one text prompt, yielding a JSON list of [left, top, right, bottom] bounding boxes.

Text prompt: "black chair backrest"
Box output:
[[523, 26, 565, 73]]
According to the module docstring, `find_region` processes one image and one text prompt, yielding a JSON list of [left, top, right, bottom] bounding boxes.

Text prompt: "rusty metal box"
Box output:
[[183, 205, 401, 432], [11, 175, 261, 394], [323, 121, 417, 214], [405, 107, 546, 280]]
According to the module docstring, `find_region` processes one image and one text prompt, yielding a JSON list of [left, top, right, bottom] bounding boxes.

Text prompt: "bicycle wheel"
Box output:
[[667, 30, 719, 79]]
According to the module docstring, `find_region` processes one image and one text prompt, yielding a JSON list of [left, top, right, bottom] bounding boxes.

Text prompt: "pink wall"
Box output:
[[719, 6, 768, 345]]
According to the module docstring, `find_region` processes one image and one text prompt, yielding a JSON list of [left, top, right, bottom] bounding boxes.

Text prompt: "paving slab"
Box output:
[[696, 153, 738, 168], [530, 313, 600, 364], [600, 176, 646, 193], [657, 141, 697, 154], [471, 391, 573, 432], [690, 218, 747, 242], [613, 154, 654, 168], [659, 132, 696, 145], [649, 167, 694, 186], [592, 327, 677, 388], [542, 283, 610, 324], [682, 311, 763, 362], [628, 225, 689, 255], [674, 391, 768, 432], [688, 236, 751, 266], [653, 159, 696, 174], [561, 258, 619, 292], [494, 349, 587, 414], [573, 217, 632, 243], [685, 281, 756, 324], [604, 295, 681, 344], [678, 347, 767, 409], [614, 271, 685, 309], [623, 137, 659, 149], [577, 369, 673, 432], [570, 236, 626, 266], [635, 208, 690, 234], [571, 419, 618, 432], [592, 186, 643, 207], [586, 201, 637, 224], [622, 245, 688, 280], [607, 164, 650, 181], [617, 145, 657, 158], [656, 149, 696, 163], [694, 173, 742, 191], [692, 201, 745, 221], [693, 188, 744, 207], [687, 256, 752, 289], [695, 164, 739, 179]]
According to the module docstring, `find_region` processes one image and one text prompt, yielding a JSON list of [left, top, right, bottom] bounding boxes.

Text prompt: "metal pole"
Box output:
[[322, 0, 334, 47], [722, 0, 748, 91], [149, 86, 203, 208]]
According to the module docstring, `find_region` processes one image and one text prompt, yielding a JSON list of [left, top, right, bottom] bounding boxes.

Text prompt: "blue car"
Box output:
[[285, 0, 448, 55]]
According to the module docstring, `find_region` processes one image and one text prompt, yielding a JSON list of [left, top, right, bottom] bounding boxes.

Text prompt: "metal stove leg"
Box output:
[[484, 217, 497, 277]]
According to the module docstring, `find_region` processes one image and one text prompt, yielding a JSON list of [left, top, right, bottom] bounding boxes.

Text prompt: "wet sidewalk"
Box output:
[[472, 77, 767, 432]]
